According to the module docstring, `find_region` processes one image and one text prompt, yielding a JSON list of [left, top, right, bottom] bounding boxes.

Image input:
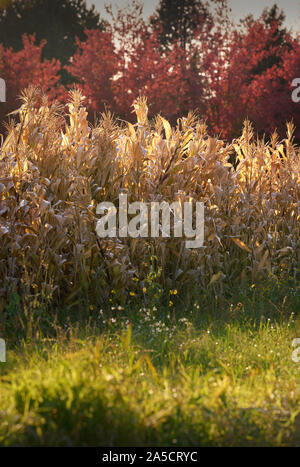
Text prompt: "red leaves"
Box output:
[[0, 9, 299, 141], [0, 34, 61, 125], [65, 28, 117, 113], [205, 18, 300, 139], [64, 12, 203, 123], [119, 30, 197, 120]]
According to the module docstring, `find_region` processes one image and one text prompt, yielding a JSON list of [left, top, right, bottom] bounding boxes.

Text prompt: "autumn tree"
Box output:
[[65, 27, 118, 114], [65, 1, 202, 121], [123, 28, 197, 120], [205, 12, 300, 140], [250, 4, 293, 76], [104, 0, 147, 118], [0, 0, 104, 83], [0, 35, 61, 127]]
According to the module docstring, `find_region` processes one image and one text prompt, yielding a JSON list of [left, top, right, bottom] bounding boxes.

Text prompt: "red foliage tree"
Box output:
[[112, 0, 209, 121], [205, 14, 300, 140], [3, 1, 292, 142], [65, 27, 118, 114], [114, 26, 199, 121], [0, 34, 61, 127], [66, 2, 204, 122]]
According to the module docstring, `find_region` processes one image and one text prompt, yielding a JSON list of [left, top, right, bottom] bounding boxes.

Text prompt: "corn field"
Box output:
[[0, 87, 299, 314]]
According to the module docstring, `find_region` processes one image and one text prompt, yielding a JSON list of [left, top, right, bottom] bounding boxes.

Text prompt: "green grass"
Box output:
[[1, 295, 300, 446]]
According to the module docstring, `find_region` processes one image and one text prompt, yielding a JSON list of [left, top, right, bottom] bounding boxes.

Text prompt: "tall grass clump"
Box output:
[[0, 87, 299, 320]]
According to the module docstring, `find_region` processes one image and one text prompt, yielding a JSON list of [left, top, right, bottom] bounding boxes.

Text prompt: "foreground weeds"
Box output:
[[1, 296, 300, 446]]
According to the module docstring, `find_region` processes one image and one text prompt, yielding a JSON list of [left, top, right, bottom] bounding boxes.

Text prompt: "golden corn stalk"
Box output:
[[0, 87, 299, 311]]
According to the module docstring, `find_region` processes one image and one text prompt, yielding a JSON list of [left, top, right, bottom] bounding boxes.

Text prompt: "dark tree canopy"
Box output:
[[0, 0, 105, 81], [251, 4, 292, 76], [263, 3, 286, 32], [150, 0, 211, 50]]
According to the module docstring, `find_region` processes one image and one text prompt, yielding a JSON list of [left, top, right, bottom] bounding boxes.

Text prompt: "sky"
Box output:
[[86, 0, 300, 32]]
